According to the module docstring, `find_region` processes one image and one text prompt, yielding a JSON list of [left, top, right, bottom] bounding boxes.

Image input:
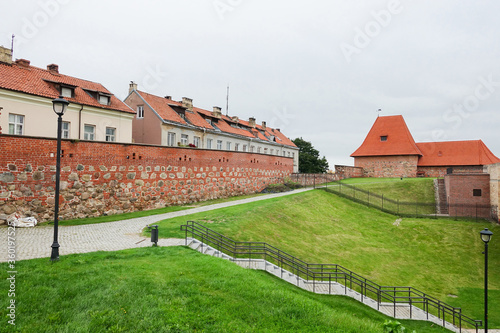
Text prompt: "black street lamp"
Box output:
[[50, 96, 69, 261], [480, 228, 493, 333]]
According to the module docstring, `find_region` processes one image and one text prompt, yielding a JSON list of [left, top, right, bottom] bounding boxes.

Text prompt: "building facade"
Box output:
[[0, 46, 134, 142], [124, 83, 299, 172], [351, 115, 500, 178]]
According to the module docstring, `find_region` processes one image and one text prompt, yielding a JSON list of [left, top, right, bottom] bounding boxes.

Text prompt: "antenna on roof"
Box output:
[[226, 85, 229, 117], [11, 34, 15, 58], [377, 108, 382, 117]]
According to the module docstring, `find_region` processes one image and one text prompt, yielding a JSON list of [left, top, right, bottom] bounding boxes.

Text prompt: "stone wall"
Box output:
[[486, 163, 500, 222], [290, 173, 340, 186], [353, 155, 419, 178], [335, 165, 364, 178], [0, 134, 293, 223], [417, 165, 484, 178]]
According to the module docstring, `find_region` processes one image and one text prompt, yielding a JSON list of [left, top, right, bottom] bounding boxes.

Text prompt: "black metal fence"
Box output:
[[323, 181, 491, 220], [181, 221, 481, 332]]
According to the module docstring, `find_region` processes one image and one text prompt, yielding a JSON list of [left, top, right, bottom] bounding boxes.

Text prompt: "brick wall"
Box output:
[[354, 155, 419, 178], [486, 163, 500, 222], [290, 173, 340, 186], [335, 165, 364, 178], [417, 165, 484, 178], [0, 135, 293, 222], [444, 173, 491, 218]]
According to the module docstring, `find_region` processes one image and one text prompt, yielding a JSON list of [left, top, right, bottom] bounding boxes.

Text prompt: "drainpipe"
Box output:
[[78, 104, 83, 139]]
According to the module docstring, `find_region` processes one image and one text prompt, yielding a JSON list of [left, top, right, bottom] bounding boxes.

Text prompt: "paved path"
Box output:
[[1, 188, 312, 262]]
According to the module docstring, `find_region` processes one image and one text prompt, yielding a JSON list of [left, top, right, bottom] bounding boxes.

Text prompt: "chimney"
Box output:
[[47, 64, 59, 73], [261, 121, 267, 130], [182, 97, 193, 111], [213, 106, 222, 118], [231, 116, 239, 122], [129, 81, 138, 94], [15, 58, 30, 68], [165, 95, 172, 100], [249, 117, 256, 128], [0, 46, 12, 64]]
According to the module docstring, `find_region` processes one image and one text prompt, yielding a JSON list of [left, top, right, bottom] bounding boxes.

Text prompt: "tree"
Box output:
[[292, 137, 329, 173]]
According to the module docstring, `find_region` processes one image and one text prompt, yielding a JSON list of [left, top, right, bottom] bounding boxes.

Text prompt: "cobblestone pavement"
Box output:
[[1, 188, 312, 262]]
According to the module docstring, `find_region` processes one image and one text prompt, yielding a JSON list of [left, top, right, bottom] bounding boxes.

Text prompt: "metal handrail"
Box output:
[[181, 221, 481, 331]]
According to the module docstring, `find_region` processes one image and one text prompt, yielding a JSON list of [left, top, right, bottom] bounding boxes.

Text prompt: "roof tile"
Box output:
[[0, 61, 133, 113]]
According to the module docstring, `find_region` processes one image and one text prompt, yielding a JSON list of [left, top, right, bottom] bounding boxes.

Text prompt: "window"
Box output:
[[137, 105, 144, 118], [270, 149, 274, 155], [181, 134, 188, 146], [283, 150, 286, 157], [234, 143, 239, 151], [257, 147, 262, 153], [226, 142, 231, 150], [217, 140, 223, 150], [380, 136, 388, 142], [167, 132, 176, 146], [99, 95, 110, 105], [264, 148, 268, 154], [243, 145, 247, 152], [250, 145, 255, 152], [473, 189, 482, 197], [105, 127, 116, 142], [61, 86, 73, 98], [207, 139, 213, 149], [205, 118, 212, 125], [62, 121, 70, 139], [8, 114, 24, 135], [84, 124, 95, 140], [194, 136, 201, 148]]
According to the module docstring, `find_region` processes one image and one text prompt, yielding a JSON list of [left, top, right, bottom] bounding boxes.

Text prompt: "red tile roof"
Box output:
[[133, 90, 297, 148], [351, 115, 500, 167], [351, 115, 422, 157], [416, 140, 500, 166], [211, 118, 255, 138], [0, 61, 133, 113], [136, 91, 188, 125]]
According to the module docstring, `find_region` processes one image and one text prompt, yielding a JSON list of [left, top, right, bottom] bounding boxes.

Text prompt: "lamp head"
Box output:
[[52, 96, 69, 116], [480, 228, 493, 244]]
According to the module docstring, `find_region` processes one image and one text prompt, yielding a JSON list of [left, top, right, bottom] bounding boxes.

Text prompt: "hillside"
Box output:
[[0, 247, 451, 332], [154, 189, 500, 327]]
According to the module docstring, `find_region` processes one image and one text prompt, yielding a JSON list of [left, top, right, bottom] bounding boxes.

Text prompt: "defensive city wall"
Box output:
[[0, 134, 293, 223]]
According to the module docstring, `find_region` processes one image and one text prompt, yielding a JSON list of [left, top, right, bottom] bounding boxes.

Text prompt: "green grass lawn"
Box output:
[[152, 190, 500, 327], [0, 247, 452, 333], [340, 177, 436, 203]]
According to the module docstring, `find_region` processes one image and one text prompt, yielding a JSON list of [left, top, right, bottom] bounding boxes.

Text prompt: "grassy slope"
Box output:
[[153, 190, 500, 327], [339, 177, 436, 202], [0, 247, 450, 333]]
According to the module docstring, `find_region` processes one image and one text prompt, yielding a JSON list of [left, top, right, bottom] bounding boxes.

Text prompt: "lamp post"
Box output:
[[50, 96, 69, 261], [480, 228, 493, 333]]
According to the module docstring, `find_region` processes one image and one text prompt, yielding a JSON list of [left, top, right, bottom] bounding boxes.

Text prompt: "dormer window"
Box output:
[[61, 86, 73, 98], [380, 135, 388, 142], [98, 94, 110, 105], [205, 118, 212, 125]]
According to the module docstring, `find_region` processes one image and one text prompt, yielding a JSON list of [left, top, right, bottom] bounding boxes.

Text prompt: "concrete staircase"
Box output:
[[185, 237, 464, 333]]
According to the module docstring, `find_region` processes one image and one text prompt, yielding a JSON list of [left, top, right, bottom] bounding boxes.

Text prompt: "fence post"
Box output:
[[382, 194, 384, 210], [314, 174, 316, 189]]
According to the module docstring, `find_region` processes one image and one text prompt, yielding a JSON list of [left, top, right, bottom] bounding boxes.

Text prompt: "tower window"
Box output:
[[380, 136, 388, 142]]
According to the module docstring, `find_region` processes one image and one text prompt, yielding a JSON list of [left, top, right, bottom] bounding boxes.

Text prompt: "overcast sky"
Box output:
[[1, 0, 499, 167]]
